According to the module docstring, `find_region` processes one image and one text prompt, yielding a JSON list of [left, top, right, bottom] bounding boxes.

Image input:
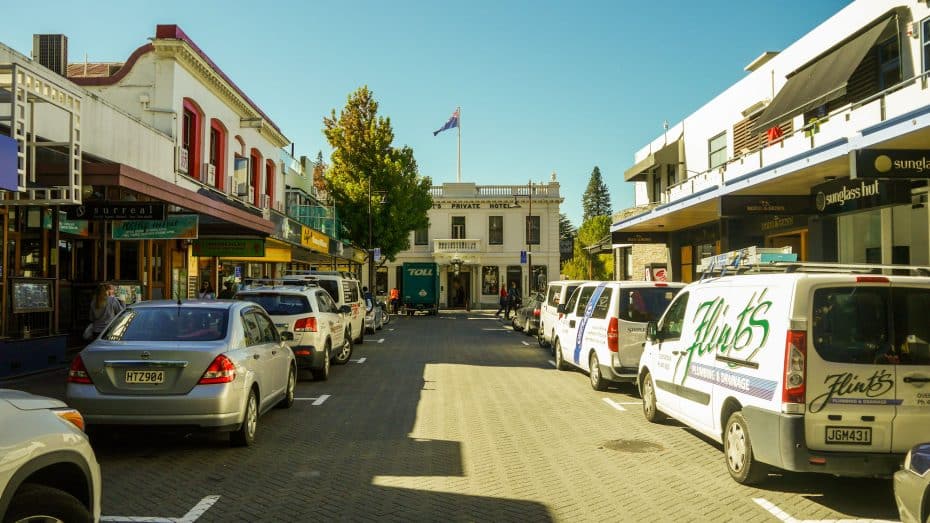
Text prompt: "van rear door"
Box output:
[[616, 285, 682, 368], [805, 284, 894, 453], [889, 284, 930, 453]]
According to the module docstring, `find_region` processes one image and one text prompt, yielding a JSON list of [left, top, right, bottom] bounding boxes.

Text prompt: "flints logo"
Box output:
[[874, 155, 893, 173]]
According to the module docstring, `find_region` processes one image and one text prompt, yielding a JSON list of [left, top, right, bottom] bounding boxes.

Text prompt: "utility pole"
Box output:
[[527, 179, 532, 294], [367, 175, 373, 290]]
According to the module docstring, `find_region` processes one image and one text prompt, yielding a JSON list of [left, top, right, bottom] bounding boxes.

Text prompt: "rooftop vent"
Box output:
[[32, 34, 68, 76]]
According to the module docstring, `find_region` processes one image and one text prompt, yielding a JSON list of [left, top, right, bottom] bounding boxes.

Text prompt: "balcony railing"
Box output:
[[433, 239, 482, 253], [428, 183, 559, 198]]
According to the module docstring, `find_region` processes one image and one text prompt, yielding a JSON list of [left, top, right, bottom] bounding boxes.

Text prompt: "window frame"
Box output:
[[181, 98, 204, 180], [414, 227, 429, 245], [451, 216, 466, 239], [923, 17, 930, 74], [525, 215, 540, 245], [208, 118, 227, 189], [265, 159, 276, 208], [488, 215, 503, 245], [708, 131, 727, 170]]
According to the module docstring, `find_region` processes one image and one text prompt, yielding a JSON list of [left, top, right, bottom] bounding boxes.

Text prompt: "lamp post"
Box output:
[[526, 179, 533, 294], [368, 175, 373, 291]]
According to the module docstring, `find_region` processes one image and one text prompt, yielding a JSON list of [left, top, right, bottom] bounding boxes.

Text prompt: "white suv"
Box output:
[[236, 281, 353, 379], [285, 271, 366, 345], [0, 389, 101, 522]]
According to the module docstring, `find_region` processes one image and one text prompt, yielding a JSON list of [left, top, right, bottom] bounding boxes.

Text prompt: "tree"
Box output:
[[323, 86, 432, 262], [558, 213, 576, 240], [561, 215, 613, 280], [582, 166, 612, 221]]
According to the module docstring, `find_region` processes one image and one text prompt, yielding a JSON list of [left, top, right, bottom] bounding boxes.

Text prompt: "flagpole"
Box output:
[[456, 106, 461, 183]]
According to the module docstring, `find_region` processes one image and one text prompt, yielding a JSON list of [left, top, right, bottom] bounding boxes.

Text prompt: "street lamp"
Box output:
[[367, 176, 387, 294]]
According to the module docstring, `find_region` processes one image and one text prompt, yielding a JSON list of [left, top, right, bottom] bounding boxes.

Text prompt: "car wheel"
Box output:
[[589, 352, 608, 391], [554, 338, 567, 370], [536, 327, 546, 348], [724, 411, 769, 485], [311, 344, 331, 381], [641, 372, 666, 423], [277, 366, 295, 409], [512, 317, 522, 331], [231, 389, 258, 447], [333, 334, 353, 365], [5, 483, 92, 523]]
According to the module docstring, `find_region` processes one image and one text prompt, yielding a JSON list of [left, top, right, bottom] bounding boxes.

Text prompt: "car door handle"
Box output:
[[253, 354, 260, 360], [272, 350, 277, 356], [671, 351, 681, 356], [903, 376, 930, 383], [569, 320, 576, 328]]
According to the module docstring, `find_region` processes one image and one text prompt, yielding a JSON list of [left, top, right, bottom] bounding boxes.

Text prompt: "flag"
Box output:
[[433, 108, 460, 136]]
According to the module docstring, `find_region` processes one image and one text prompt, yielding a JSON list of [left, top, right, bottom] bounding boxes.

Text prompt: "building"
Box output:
[[614, 1, 930, 281], [382, 176, 563, 309]]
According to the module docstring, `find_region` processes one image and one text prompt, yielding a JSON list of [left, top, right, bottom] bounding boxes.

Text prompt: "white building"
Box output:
[[381, 177, 563, 309], [615, 1, 930, 281]]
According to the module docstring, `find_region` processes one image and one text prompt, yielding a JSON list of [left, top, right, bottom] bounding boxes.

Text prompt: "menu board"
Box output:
[[11, 279, 53, 313]]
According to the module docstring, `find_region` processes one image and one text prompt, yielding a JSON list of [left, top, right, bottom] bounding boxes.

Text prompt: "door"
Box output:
[[447, 273, 470, 308], [253, 310, 285, 399], [317, 290, 344, 347], [805, 286, 894, 452], [555, 286, 583, 363], [648, 291, 689, 416], [242, 310, 276, 407], [616, 287, 681, 369], [890, 285, 930, 452], [568, 284, 600, 366]]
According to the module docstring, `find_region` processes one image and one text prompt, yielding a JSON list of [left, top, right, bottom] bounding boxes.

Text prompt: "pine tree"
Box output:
[[558, 213, 575, 240], [582, 166, 612, 221]]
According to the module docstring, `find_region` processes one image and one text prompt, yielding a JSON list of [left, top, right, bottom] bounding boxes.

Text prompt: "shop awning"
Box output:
[[624, 155, 656, 182], [754, 16, 895, 133], [624, 137, 682, 182]]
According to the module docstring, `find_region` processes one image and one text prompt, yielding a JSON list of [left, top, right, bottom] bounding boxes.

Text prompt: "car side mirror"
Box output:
[[280, 331, 294, 341], [340, 305, 352, 314], [556, 304, 565, 314], [646, 321, 659, 341]]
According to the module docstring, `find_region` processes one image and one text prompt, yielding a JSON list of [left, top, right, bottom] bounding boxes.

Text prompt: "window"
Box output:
[[667, 164, 677, 188], [250, 148, 263, 206], [651, 167, 662, 204], [316, 291, 337, 313], [318, 280, 340, 303], [242, 311, 262, 346], [414, 227, 428, 245], [658, 292, 689, 340], [451, 216, 465, 239], [209, 119, 226, 189], [708, 132, 727, 170], [525, 216, 540, 245], [574, 286, 597, 316], [591, 288, 613, 319], [481, 266, 499, 295], [620, 288, 681, 323], [563, 287, 582, 314], [923, 18, 930, 74], [103, 308, 228, 342], [253, 312, 279, 343], [265, 159, 276, 208], [812, 287, 889, 364], [877, 36, 901, 90], [488, 216, 503, 245], [181, 99, 203, 180], [237, 293, 312, 315]]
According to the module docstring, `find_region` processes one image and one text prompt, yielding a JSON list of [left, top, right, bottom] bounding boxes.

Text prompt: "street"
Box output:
[[7, 311, 901, 522]]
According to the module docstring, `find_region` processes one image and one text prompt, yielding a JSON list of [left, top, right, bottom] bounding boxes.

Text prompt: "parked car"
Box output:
[[553, 281, 684, 391], [538, 280, 587, 350], [66, 300, 297, 447], [0, 389, 101, 522], [236, 280, 354, 380], [285, 271, 366, 344], [639, 263, 930, 485], [512, 292, 544, 335], [894, 442, 930, 523]]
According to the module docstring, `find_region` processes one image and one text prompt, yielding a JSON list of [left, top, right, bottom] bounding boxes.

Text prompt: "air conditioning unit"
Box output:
[[176, 146, 189, 174], [236, 182, 249, 197], [226, 175, 235, 194], [205, 163, 216, 185], [248, 187, 255, 203], [275, 200, 285, 213], [261, 194, 271, 208]]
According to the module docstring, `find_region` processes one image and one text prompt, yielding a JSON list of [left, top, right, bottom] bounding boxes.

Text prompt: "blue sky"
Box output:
[[5, 0, 851, 228]]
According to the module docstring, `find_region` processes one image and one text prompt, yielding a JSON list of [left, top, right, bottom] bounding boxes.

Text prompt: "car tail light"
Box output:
[[199, 354, 237, 384], [654, 283, 668, 287], [294, 317, 318, 332], [533, 309, 540, 317], [54, 408, 85, 432], [856, 276, 889, 283], [607, 317, 619, 353], [68, 355, 92, 384], [782, 329, 807, 409]]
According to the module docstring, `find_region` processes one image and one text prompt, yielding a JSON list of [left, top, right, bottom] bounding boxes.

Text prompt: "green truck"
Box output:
[[402, 262, 439, 316]]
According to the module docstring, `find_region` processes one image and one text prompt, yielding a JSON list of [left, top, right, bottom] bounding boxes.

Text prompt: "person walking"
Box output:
[[362, 286, 374, 312], [88, 283, 125, 339], [199, 281, 216, 300], [505, 281, 520, 320], [495, 284, 507, 318], [389, 287, 400, 314]]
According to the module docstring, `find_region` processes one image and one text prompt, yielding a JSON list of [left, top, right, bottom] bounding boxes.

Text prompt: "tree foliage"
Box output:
[[582, 166, 612, 221], [558, 213, 576, 240], [561, 215, 613, 280], [323, 87, 432, 261]]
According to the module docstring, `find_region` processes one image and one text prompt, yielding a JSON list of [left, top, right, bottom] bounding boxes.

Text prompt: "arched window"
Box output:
[[208, 119, 227, 189], [181, 98, 203, 180], [233, 135, 246, 156], [250, 148, 262, 206], [265, 159, 276, 209]]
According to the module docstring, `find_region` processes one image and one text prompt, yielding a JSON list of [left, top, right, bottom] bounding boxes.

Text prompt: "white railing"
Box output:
[[429, 183, 560, 198], [433, 239, 481, 253]]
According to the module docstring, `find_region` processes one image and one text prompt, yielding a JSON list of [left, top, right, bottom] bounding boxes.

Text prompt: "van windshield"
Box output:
[[237, 293, 313, 315], [619, 288, 680, 323]]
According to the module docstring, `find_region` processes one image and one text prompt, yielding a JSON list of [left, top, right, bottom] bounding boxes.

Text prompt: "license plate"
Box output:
[[825, 426, 872, 445], [125, 370, 164, 384]]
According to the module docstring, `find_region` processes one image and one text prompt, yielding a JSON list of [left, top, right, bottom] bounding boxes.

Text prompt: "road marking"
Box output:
[[521, 341, 530, 346], [602, 398, 627, 411], [389, 328, 395, 331], [752, 498, 899, 523], [548, 360, 556, 367], [102, 495, 219, 523], [295, 394, 330, 405], [376, 338, 385, 343], [467, 317, 497, 320], [482, 328, 507, 331], [352, 357, 367, 363]]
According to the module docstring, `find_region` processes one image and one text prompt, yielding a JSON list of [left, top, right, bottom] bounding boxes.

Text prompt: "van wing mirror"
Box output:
[[340, 305, 352, 314], [646, 321, 659, 341]]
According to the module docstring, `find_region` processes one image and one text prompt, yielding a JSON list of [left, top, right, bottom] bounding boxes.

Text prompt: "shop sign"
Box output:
[[811, 178, 910, 215], [65, 202, 166, 221], [0, 135, 17, 192], [111, 214, 198, 239], [854, 149, 930, 179], [719, 196, 815, 216], [300, 226, 330, 254], [611, 231, 668, 244], [60, 216, 89, 236], [351, 248, 367, 263], [192, 238, 265, 258], [760, 216, 797, 232]]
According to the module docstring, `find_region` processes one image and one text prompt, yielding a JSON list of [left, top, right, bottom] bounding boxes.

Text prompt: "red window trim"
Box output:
[[209, 119, 227, 190], [265, 159, 275, 209], [250, 148, 262, 206], [182, 98, 203, 180]]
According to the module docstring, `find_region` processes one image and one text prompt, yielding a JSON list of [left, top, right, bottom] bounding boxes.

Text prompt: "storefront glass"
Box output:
[[837, 209, 881, 263]]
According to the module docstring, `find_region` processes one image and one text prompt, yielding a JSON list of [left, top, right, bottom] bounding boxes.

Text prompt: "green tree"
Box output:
[[561, 215, 613, 279], [582, 166, 612, 221], [323, 87, 432, 261], [558, 213, 576, 240]]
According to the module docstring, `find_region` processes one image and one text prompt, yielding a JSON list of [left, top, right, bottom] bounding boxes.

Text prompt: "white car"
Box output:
[[538, 280, 586, 350], [639, 262, 930, 484], [553, 281, 684, 390], [0, 389, 101, 522], [285, 271, 366, 345], [236, 282, 353, 379]]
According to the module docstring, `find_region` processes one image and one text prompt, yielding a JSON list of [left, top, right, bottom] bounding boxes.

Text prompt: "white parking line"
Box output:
[[467, 317, 497, 320], [548, 360, 556, 367], [295, 394, 330, 405], [752, 498, 900, 523], [602, 398, 627, 411], [389, 328, 395, 331], [351, 357, 367, 363], [521, 341, 530, 346], [102, 495, 219, 523], [376, 338, 385, 343], [482, 328, 507, 331]]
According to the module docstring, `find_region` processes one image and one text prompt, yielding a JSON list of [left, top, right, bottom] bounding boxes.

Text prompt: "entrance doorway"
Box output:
[[766, 230, 807, 261], [447, 271, 470, 309]]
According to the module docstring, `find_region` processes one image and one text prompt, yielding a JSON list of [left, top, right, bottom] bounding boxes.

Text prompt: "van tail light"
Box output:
[[607, 317, 619, 353], [782, 329, 807, 411], [654, 283, 668, 287], [533, 309, 540, 317], [67, 355, 93, 384], [856, 276, 889, 283], [294, 317, 318, 332], [199, 354, 237, 384]]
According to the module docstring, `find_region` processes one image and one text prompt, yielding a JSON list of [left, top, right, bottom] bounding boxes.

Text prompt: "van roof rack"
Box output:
[[240, 278, 319, 290], [698, 247, 930, 278], [283, 270, 357, 279]]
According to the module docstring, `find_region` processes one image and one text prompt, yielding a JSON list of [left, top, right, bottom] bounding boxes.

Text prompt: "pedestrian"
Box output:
[[495, 284, 507, 318], [87, 283, 125, 339], [389, 287, 400, 314], [363, 286, 374, 312], [505, 281, 520, 320], [219, 280, 236, 299], [199, 281, 216, 300]]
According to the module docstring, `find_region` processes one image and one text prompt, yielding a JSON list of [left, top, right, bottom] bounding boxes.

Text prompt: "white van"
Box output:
[[284, 271, 366, 345], [638, 263, 930, 484], [553, 280, 684, 390], [538, 280, 587, 350]]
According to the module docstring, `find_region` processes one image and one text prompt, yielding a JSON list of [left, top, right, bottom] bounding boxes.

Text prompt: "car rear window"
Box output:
[[318, 280, 340, 303], [236, 293, 313, 315], [102, 308, 228, 342], [618, 288, 680, 323], [813, 286, 930, 365]]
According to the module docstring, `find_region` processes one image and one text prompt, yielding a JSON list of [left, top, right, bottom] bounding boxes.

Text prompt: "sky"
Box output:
[[4, 0, 852, 228]]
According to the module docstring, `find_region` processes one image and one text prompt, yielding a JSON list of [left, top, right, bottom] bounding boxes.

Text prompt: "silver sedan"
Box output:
[[66, 300, 296, 446], [895, 442, 930, 523]]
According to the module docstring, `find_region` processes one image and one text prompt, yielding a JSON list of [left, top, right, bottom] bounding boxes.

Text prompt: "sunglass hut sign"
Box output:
[[811, 178, 909, 215]]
